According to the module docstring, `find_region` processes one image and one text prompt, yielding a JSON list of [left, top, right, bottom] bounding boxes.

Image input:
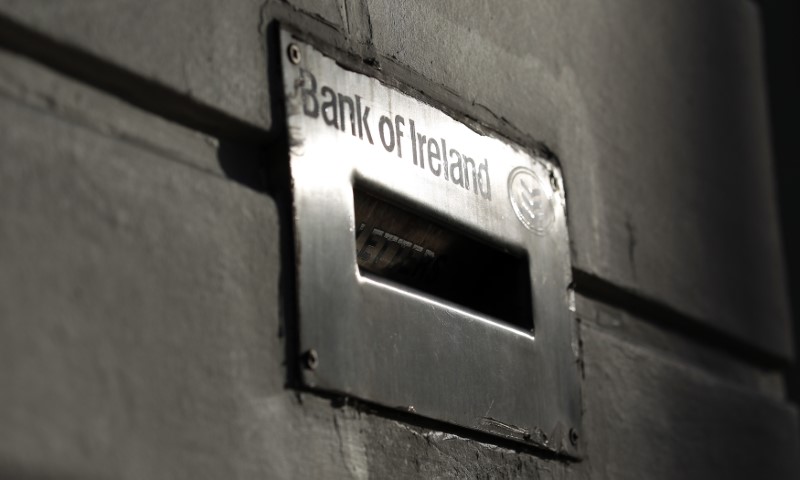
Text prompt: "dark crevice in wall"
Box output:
[[572, 269, 788, 370]]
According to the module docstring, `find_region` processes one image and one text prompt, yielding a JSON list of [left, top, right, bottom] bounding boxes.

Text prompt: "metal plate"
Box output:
[[281, 30, 581, 454]]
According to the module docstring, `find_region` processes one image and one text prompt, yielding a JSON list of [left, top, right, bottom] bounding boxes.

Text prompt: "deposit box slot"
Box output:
[[353, 187, 534, 332]]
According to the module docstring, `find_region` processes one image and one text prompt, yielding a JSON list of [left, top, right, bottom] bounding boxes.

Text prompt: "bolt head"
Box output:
[[569, 428, 579, 446], [304, 349, 318, 370], [287, 43, 302, 64]]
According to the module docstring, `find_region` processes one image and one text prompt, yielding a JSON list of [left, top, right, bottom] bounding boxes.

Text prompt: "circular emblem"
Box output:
[[508, 167, 555, 234]]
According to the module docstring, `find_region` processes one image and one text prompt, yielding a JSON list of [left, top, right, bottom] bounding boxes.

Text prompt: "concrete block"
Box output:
[[0, 0, 270, 130], [581, 324, 800, 479], [0, 65, 282, 478]]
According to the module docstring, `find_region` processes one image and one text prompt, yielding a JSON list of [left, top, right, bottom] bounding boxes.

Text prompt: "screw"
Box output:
[[569, 428, 579, 446], [287, 43, 301, 64], [304, 349, 318, 370]]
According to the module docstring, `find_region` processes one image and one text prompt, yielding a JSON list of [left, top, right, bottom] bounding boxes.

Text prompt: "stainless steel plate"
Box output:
[[281, 29, 581, 454]]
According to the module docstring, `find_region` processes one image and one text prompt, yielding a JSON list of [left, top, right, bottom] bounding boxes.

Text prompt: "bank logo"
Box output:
[[508, 167, 554, 234]]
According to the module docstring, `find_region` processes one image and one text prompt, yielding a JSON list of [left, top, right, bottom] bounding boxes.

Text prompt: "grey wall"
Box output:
[[0, 1, 797, 478]]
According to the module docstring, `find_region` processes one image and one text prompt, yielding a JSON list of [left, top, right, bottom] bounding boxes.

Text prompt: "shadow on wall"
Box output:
[[762, 0, 800, 410]]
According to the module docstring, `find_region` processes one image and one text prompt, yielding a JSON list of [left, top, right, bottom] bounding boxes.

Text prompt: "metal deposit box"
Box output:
[[282, 29, 581, 454]]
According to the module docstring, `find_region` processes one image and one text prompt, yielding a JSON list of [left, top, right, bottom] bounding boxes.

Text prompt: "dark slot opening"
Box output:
[[353, 187, 534, 332]]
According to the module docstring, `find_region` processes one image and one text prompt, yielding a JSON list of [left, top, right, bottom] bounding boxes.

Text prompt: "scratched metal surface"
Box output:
[[282, 29, 581, 455]]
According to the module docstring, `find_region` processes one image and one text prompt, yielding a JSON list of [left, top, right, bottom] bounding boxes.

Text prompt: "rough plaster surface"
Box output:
[[0, 0, 270, 130]]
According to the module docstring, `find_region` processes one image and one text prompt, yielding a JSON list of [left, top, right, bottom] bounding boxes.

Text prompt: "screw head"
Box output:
[[287, 43, 302, 64], [304, 349, 318, 370], [569, 428, 579, 446]]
